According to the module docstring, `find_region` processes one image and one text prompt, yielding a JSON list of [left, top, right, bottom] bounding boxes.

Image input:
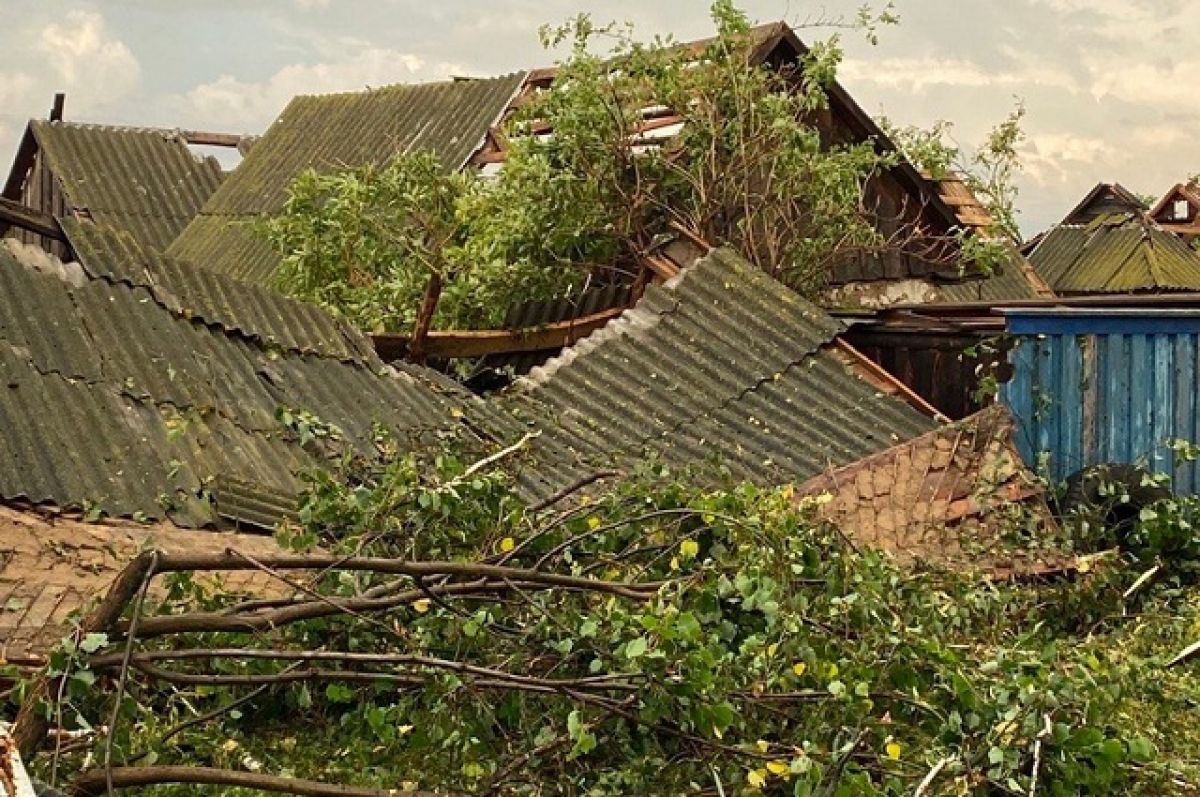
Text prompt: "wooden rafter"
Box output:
[[371, 307, 625, 362], [0, 197, 64, 241]]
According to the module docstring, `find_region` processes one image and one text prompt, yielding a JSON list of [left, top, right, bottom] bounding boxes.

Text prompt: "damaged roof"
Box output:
[[507, 248, 937, 502], [1027, 213, 1200, 294], [2, 120, 225, 251], [0, 506, 290, 662], [168, 72, 528, 283], [0, 225, 509, 529]]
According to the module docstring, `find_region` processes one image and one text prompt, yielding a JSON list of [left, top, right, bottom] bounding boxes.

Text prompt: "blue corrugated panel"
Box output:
[[1000, 309, 1200, 493]]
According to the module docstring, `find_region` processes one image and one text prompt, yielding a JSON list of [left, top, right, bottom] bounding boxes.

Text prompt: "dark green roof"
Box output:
[[0, 226, 510, 528], [27, 120, 224, 250], [507, 248, 937, 502], [934, 248, 1047, 303], [169, 73, 527, 283], [1028, 214, 1200, 294]]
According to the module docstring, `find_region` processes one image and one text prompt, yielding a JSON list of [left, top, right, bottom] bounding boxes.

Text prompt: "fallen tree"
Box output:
[[9, 448, 1200, 796]]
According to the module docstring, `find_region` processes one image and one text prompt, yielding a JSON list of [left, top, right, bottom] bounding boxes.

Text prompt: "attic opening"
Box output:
[[1174, 199, 1190, 221]]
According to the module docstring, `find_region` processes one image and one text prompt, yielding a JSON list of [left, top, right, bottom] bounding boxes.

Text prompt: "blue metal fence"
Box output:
[[1000, 309, 1200, 493]]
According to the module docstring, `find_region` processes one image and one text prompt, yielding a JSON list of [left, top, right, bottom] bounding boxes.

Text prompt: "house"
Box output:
[[1149, 180, 1200, 243], [0, 223, 511, 530], [163, 23, 1041, 308], [168, 73, 528, 283], [1060, 182, 1148, 226], [0, 115, 227, 256], [505, 248, 1052, 548]]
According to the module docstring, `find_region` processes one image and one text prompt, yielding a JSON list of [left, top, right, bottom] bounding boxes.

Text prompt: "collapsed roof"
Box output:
[[160, 22, 1042, 304], [0, 223, 509, 529], [507, 248, 939, 503], [1, 120, 225, 252], [1026, 213, 1200, 294], [167, 73, 528, 283]]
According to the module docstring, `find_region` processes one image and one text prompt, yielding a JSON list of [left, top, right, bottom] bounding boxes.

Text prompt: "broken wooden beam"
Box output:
[[178, 130, 248, 148], [0, 197, 64, 241], [371, 307, 624, 362]]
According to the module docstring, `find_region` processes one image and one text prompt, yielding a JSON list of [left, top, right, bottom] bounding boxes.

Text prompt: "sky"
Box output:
[[0, 0, 1196, 235]]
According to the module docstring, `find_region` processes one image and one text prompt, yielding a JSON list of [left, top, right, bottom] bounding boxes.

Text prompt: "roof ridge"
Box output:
[[289, 70, 531, 102], [32, 118, 188, 139]]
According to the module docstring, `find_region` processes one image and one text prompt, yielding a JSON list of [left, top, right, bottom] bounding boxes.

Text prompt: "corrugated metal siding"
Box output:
[[1000, 310, 1200, 493], [508, 248, 936, 502], [0, 237, 514, 528], [31, 121, 224, 250], [169, 73, 527, 284]]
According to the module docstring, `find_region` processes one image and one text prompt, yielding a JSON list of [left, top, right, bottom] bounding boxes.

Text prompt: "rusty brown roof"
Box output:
[[796, 405, 1058, 570], [0, 506, 288, 662]]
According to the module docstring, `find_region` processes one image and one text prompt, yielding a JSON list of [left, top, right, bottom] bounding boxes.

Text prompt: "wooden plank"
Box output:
[[179, 130, 246, 148], [834, 337, 948, 421], [0, 197, 63, 241], [372, 306, 625, 361]]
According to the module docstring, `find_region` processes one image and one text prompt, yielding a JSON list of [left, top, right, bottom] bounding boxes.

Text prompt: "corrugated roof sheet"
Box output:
[[169, 73, 527, 284], [934, 248, 1048, 303], [506, 248, 936, 502], [63, 219, 375, 363], [29, 120, 224, 250], [1027, 214, 1200, 294], [0, 233, 511, 528]]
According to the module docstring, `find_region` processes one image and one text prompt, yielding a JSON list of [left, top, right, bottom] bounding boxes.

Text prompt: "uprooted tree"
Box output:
[[9, 442, 1200, 796], [264, 2, 1011, 337]]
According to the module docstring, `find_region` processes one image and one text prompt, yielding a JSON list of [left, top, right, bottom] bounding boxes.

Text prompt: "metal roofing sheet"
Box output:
[[31, 120, 224, 250], [168, 73, 527, 283], [0, 239, 514, 528], [934, 248, 1045, 303], [1028, 217, 1200, 294], [63, 219, 375, 362], [507, 248, 936, 502]]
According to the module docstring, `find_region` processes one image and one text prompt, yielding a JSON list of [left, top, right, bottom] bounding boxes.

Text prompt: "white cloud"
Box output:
[[175, 47, 466, 133], [840, 55, 1079, 95], [1020, 132, 1117, 185], [0, 71, 35, 107], [1087, 59, 1200, 108], [37, 10, 141, 112]]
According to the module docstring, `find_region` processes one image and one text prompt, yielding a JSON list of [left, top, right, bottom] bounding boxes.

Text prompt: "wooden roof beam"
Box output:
[[179, 130, 249, 148], [372, 307, 624, 361], [0, 197, 64, 240]]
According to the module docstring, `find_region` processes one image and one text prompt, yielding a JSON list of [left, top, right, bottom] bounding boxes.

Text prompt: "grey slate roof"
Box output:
[[506, 248, 937, 502], [20, 121, 224, 250], [168, 73, 527, 284], [0, 227, 510, 528]]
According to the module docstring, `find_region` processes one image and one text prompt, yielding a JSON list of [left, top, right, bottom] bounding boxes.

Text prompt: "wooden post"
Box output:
[[408, 271, 444, 365]]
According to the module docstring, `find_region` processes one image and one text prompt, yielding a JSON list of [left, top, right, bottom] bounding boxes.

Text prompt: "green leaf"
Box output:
[[625, 637, 649, 659]]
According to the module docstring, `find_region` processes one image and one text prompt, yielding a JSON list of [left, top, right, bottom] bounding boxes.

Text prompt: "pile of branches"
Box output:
[[9, 457, 1199, 795]]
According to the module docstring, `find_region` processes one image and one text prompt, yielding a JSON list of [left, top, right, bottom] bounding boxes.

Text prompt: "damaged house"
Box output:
[[0, 112, 231, 257], [0, 22, 1067, 668]]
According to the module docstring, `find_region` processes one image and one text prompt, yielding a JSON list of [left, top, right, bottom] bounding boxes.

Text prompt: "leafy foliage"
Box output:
[[886, 104, 1028, 245], [265, 3, 913, 332], [23, 448, 1200, 795]]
